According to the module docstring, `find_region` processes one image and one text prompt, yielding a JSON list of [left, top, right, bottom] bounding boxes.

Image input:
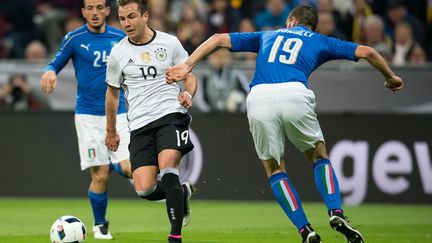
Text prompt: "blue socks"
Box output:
[[88, 191, 108, 225], [269, 172, 309, 231], [313, 159, 341, 212], [109, 162, 129, 178]]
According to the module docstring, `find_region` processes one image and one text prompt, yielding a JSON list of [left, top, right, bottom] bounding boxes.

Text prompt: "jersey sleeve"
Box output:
[[324, 37, 359, 61], [172, 37, 189, 65], [106, 48, 122, 88], [45, 34, 74, 73], [229, 32, 261, 53]]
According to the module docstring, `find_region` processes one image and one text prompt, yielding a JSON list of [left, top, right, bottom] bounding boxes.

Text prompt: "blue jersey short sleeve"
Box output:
[[45, 25, 127, 115], [323, 37, 358, 62], [229, 32, 261, 53]]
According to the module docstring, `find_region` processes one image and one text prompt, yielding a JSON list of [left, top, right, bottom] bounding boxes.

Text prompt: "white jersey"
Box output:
[[106, 30, 188, 131]]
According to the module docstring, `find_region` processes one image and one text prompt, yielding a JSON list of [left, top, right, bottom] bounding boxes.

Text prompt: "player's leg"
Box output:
[[129, 125, 166, 201], [304, 143, 364, 243], [263, 159, 321, 243], [156, 115, 195, 243], [247, 84, 321, 243], [158, 150, 184, 243], [133, 165, 165, 200], [75, 114, 115, 240], [89, 165, 113, 240]]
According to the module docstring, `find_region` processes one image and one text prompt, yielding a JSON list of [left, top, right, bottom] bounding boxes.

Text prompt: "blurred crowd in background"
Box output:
[[0, 0, 431, 112], [1, 0, 431, 65]]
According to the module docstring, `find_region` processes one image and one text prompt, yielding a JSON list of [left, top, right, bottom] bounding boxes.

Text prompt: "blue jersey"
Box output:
[[229, 26, 358, 88], [46, 25, 127, 115]]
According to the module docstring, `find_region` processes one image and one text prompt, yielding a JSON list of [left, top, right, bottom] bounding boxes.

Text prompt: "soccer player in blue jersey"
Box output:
[[166, 5, 403, 243], [40, 0, 131, 239]]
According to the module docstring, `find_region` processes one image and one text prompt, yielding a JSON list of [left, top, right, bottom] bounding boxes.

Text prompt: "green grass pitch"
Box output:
[[0, 198, 431, 242]]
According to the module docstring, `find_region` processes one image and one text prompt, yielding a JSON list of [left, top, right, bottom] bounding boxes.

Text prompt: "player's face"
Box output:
[[82, 0, 110, 31], [118, 3, 149, 42]]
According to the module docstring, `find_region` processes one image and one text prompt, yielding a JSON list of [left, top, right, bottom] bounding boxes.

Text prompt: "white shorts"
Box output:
[[246, 82, 324, 164], [75, 113, 130, 170]]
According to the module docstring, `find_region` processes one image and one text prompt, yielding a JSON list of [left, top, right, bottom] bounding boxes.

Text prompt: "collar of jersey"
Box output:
[[128, 28, 157, 46]]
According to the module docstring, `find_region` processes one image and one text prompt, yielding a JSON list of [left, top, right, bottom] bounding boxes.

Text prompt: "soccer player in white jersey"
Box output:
[[104, 1, 197, 242], [40, 0, 131, 239], [167, 5, 403, 243]]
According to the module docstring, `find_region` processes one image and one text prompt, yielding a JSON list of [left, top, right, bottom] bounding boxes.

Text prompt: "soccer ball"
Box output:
[[50, 215, 86, 243]]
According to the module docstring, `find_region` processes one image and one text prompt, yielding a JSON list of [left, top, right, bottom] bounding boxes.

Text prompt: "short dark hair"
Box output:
[[117, 0, 150, 14], [288, 5, 318, 31]]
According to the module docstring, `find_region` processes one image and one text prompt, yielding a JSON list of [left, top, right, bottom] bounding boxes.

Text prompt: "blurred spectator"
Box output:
[[317, 11, 347, 40], [0, 15, 8, 58], [332, 0, 353, 17], [207, 0, 243, 36], [384, 0, 425, 45], [407, 43, 427, 65], [372, 0, 428, 24], [374, 42, 393, 64], [169, 0, 207, 24], [253, 0, 292, 30], [317, 0, 343, 26], [426, 0, 432, 60], [175, 4, 202, 43], [292, 0, 317, 7], [363, 15, 392, 49], [149, 17, 168, 32], [0, 73, 50, 111], [234, 0, 264, 19], [35, 0, 80, 55], [25, 40, 48, 63], [340, 0, 373, 43], [196, 49, 249, 113], [0, 0, 37, 59], [181, 19, 207, 55], [149, 0, 173, 32], [427, 25, 432, 61], [392, 21, 415, 66]]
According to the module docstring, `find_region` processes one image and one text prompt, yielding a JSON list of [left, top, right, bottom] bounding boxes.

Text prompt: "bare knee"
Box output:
[[133, 178, 157, 192], [304, 141, 329, 164], [90, 166, 110, 185], [132, 166, 158, 192], [262, 158, 285, 177]]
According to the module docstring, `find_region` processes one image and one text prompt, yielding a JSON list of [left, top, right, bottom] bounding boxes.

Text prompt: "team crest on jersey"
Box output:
[[141, 52, 151, 64], [155, 48, 167, 61]]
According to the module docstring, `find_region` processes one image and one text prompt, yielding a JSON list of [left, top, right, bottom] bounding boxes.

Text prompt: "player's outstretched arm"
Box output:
[[355, 45, 404, 93], [40, 70, 58, 94], [105, 85, 120, 152], [178, 73, 197, 109], [166, 33, 232, 83]]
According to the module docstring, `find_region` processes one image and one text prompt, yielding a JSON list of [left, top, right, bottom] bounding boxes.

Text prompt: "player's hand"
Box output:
[[178, 91, 193, 109], [40, 70, 58, 94], [166, 64, 190, 84], [105, 131, 120, 152], [384, 75, 403, 93]]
